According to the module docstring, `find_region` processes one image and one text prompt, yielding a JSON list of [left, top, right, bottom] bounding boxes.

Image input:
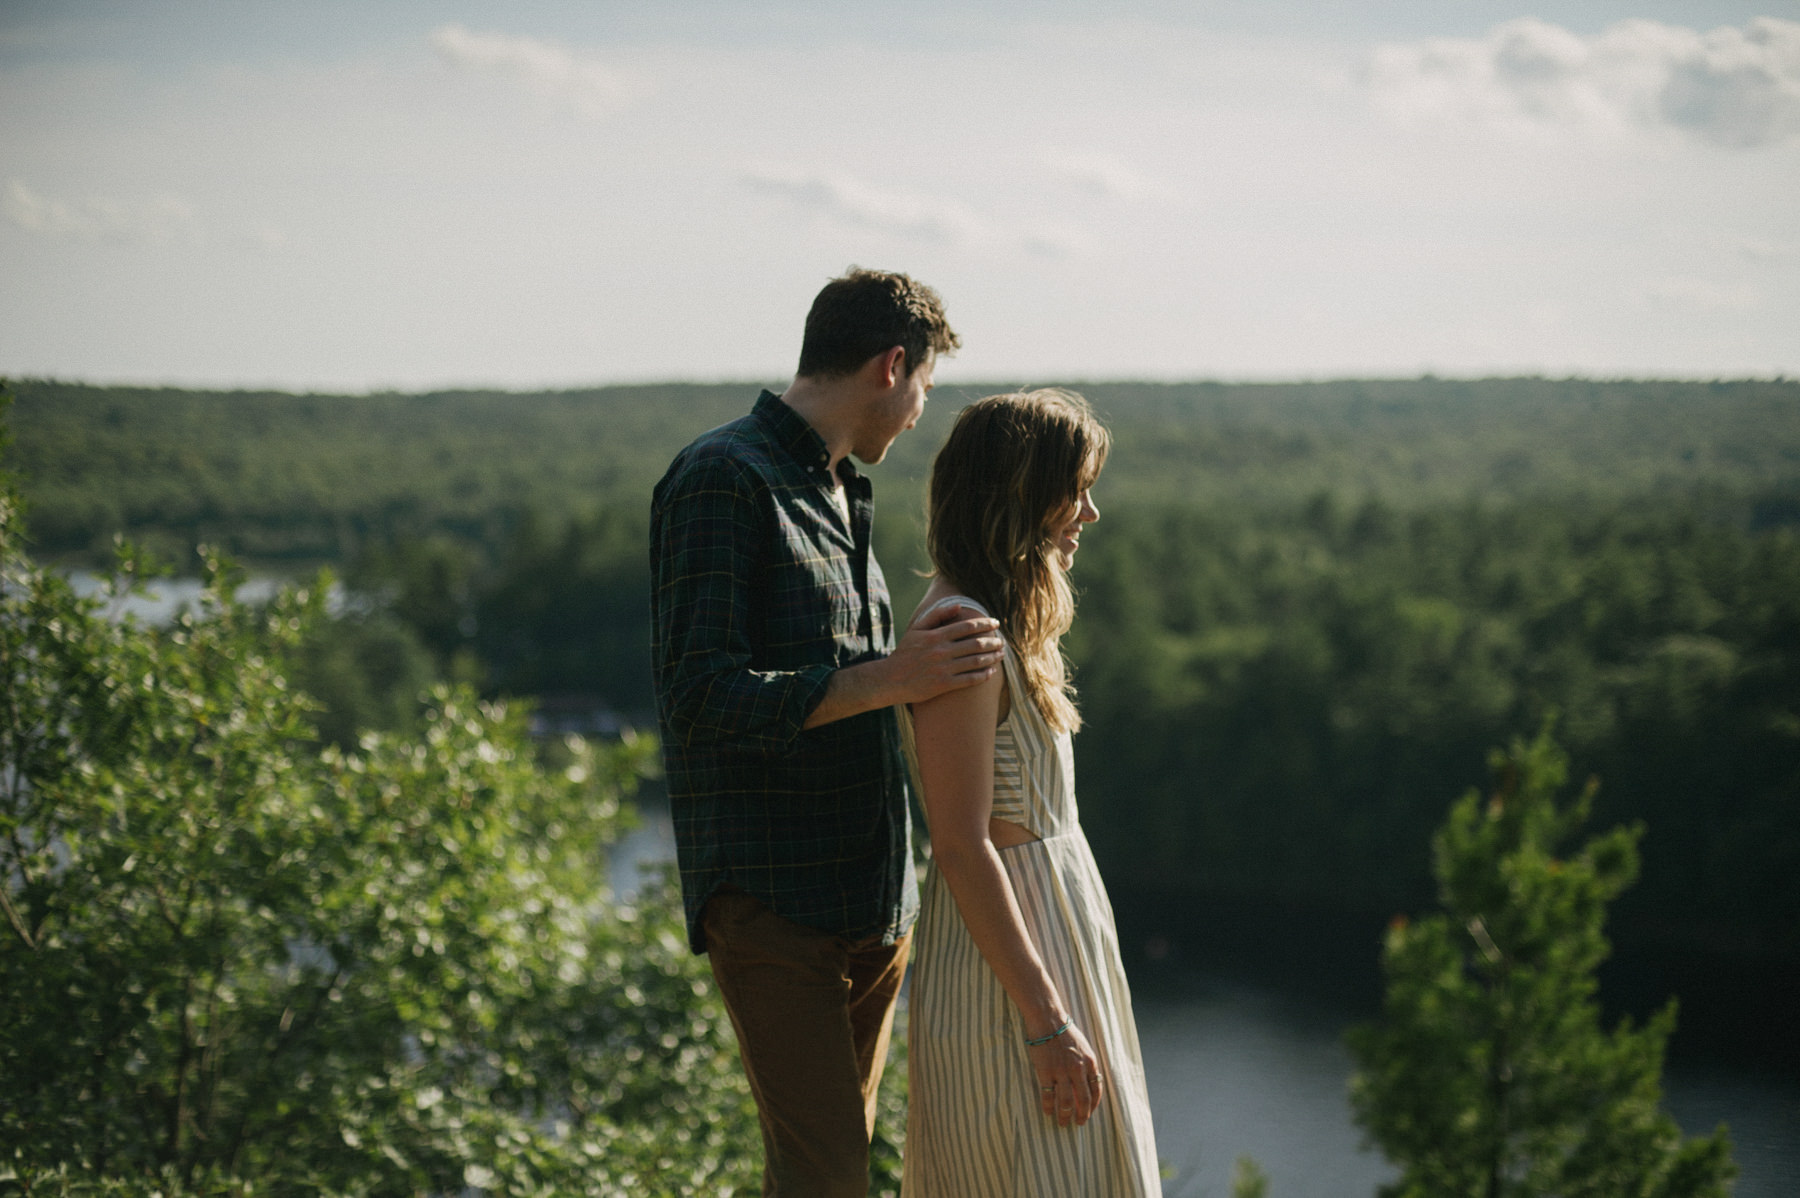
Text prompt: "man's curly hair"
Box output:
[[796, 267, 961, 380]]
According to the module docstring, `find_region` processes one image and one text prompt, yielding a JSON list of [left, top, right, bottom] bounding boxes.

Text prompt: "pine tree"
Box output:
[[1347, 725, 1735, 1197]]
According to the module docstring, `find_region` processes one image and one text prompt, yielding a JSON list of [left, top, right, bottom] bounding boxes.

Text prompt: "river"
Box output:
[[610, 801, 1800, 1196]]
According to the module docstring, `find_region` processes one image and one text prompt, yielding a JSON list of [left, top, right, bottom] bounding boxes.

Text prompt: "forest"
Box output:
[[8, 375, 1799, 1072]]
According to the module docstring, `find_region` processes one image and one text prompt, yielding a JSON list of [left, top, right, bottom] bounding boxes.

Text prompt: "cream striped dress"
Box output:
[[904, 598, 1161, 1197]]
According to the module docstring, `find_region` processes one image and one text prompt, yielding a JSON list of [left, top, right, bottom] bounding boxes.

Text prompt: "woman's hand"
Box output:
[[1030, 1022, 1105, 1127]]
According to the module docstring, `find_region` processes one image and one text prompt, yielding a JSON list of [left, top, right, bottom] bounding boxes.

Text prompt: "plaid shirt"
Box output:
[[650, 391, 918, 954]]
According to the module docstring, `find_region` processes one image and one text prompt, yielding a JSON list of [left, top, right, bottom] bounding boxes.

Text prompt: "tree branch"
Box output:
[[0, 882, 35, 950]]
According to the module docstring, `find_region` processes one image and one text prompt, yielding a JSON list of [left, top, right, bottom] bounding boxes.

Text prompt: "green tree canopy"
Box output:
[[1347, 727, 1735, 1198]]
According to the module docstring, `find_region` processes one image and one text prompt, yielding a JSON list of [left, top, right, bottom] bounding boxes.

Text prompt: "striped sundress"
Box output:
[[904, 597, 1161, 1196]]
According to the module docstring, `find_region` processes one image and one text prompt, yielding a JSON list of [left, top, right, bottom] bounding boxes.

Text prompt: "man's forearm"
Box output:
[[802, 604, 1004, 728], [802, 658, 895, 729]]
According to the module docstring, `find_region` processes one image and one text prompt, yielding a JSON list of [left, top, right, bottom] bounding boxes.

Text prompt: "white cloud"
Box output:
[[5, 179, 199, 243], [1367, 16, 1800, 147], [1041, 152, 1171, 202], [429, 24, 640, 120], [230, 220, 288, 252], [5, 180, 286, 252], [1735, 237, 1799, 263], [741, 166, 1079, 257], [1636, 277, 1760, 311], [3, 9, 1795, 386]]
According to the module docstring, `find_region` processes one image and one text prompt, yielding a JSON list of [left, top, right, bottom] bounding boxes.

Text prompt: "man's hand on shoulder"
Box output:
[[882, 602, 1004, 705], [803, 603, 1002, 728]]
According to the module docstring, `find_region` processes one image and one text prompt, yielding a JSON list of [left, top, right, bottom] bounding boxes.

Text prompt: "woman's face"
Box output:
[[1049, 486, 1100, 570]]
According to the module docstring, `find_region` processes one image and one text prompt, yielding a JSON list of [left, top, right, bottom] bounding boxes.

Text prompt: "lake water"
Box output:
[[1135, 978, 1800, 1198], [610, 801, 1800, 1196], [66, 571, 321, 623]]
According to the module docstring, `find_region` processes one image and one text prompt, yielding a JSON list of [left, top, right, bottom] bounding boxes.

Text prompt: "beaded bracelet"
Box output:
[[1025, 1019, 1072, 1047]]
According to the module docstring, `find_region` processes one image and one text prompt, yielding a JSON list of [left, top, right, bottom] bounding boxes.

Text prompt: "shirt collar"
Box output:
[[753, 389, 862, 483]]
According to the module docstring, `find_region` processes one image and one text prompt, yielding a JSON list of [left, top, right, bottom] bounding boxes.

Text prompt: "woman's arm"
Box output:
[[912, 668, 1106, 1127]]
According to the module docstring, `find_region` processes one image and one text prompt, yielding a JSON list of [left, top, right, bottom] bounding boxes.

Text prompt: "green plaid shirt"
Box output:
[[650, 391, 918, 954]]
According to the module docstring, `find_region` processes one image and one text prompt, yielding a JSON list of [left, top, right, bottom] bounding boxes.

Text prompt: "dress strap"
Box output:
[[921, 594, 993, 621]]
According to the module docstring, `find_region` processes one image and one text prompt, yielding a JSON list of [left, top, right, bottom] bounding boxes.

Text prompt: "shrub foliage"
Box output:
[[0, 495, 761, 1193]]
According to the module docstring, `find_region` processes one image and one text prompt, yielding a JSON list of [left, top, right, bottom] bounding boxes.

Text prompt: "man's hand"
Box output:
[[881, 601, 1004, 704], [804, 603, 1002, 728]]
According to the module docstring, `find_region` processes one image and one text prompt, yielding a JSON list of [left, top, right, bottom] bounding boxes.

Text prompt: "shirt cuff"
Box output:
[[779, 663, 837, 745]]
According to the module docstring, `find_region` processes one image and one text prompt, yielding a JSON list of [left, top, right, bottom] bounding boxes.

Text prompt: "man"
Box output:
[[650, 268, 1002, 1195]]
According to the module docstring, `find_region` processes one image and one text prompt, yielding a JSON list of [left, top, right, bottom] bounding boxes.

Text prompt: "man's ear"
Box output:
[[874, 345, 907, 388]]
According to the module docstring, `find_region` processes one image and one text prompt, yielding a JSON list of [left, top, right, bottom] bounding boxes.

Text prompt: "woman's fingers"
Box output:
[[1035, 1062, 1103, 1126], [1068, 1066, 1091, 1126], [1036, 1073, 1073, 1125], [1059, 1073, 1097, 1126], [1031, 1022, 1107, 1126], [1029, 1021, 1108, 1122]]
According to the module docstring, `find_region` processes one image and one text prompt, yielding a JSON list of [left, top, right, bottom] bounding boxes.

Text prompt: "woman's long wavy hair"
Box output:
[[926, 389, 1109, 733]]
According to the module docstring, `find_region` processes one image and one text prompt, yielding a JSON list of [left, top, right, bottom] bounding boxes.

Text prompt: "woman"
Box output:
[[903, 389, 1160, 1196]]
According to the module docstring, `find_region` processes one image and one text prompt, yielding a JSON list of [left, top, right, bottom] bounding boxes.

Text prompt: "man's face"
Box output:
[[855, 351, 935, 464]]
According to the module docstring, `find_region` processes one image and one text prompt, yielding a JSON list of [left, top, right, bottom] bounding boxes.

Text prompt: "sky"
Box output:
[[2, 0, 1797, 390]]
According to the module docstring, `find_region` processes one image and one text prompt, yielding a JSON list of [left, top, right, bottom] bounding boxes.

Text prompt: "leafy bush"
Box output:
[[0, 491, 760, 1192]]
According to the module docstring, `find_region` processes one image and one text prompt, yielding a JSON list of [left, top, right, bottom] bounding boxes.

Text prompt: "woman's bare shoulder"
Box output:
[[911, 578, 1010, 726]]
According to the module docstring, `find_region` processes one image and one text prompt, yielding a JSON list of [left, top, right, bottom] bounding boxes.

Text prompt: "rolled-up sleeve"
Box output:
[[652, 454, 834, 755]]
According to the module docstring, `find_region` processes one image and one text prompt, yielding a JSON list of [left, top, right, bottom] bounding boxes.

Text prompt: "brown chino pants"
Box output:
[[702, 888, 911, 1198]]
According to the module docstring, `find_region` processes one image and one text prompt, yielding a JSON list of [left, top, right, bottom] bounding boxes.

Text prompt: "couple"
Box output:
[[650, 269, 1160, 1196]]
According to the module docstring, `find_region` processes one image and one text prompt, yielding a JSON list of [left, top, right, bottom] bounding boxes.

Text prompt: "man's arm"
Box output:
[[652, 455, 1001, 751], [653, 454, 828, 753], [803, 602, 1001, 728]]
